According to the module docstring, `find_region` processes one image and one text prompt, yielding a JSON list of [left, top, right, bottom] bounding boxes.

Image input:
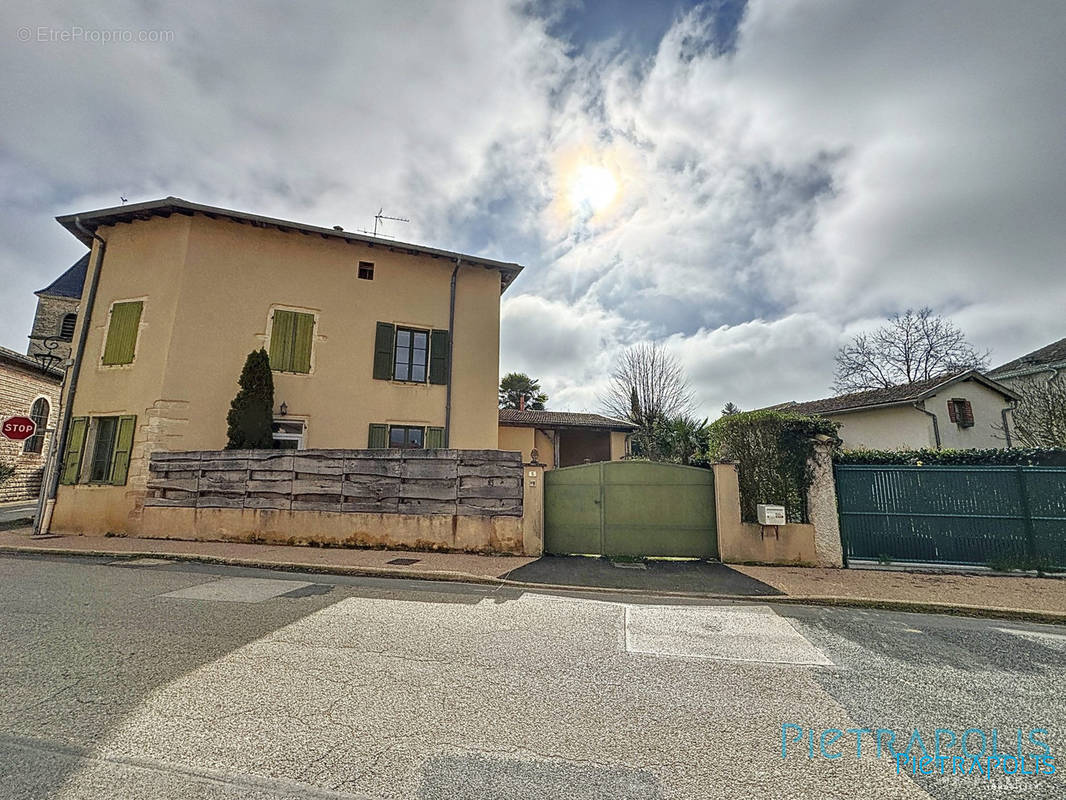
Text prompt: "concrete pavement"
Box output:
[[1, 528, 1064, 620], [1, 552, 1063, 799]]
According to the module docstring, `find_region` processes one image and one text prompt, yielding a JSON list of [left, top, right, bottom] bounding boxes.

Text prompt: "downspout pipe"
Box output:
[[913, 401, 941, 450], [1001, 402, 1015, 449], [443, 257, 461, 447], [47, 218, 104, 501]]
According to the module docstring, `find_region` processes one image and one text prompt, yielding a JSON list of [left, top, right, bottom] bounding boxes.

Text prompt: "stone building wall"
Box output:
[[27, 294, 79, 364], [0, 352, 62, 503]]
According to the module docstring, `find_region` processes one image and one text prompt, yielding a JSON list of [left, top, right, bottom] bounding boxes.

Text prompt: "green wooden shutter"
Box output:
[[425, 427, 444, 448], [367, 423, 387, 448], [109, 415, 137, 485], [59, 417, 88, 485], [102, 301, 143, 365], [269, 310, 295, 371], [291, 313, 315, 373], [429, 329, 449, 385], [373, 322, 395, 380]]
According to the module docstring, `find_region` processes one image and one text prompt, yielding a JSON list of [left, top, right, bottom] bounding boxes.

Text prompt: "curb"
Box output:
[[3, 544, 1065, 625]]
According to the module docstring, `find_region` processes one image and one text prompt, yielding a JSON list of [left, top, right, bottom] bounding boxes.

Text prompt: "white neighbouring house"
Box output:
[[771, 370, 1020, 451]]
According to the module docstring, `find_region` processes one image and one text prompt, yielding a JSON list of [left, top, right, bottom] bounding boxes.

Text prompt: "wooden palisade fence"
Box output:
[[146, 449, 523, 517]]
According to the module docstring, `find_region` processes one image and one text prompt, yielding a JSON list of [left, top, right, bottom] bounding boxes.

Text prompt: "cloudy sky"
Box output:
[[3, 0, 1064, 418]]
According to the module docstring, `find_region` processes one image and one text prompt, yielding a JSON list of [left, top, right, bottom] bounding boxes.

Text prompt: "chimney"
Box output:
[[519, 395, 525, 411]]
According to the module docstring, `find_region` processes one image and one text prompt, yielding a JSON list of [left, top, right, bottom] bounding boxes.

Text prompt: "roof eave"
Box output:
[[990, 361, 1066, 380], [56, 197, 525, 293]]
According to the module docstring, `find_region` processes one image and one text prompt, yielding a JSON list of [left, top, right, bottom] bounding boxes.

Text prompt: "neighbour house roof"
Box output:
[[499, 409, 637, 432], [772, 370, 1019, 417], [56, 197, 524, 293], [0, 345, 62, 381], [989, 336, 1066, 379], [36, 252, 89, 299]]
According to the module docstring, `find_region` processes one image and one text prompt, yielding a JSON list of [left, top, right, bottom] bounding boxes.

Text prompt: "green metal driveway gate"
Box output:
[[544, 461, 717, 558], [835, 464, 1066, 567]]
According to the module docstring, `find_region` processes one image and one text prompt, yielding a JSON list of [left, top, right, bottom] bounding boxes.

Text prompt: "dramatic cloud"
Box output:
[[2, 0, 1063, 416]]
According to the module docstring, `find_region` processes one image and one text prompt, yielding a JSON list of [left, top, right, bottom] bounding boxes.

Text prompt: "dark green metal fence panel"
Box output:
[[544, 461, 717, 558], [835, 465, 1066, 566]]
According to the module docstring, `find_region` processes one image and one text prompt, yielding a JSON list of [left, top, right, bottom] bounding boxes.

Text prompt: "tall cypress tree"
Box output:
[[226, 349, 275, 449]]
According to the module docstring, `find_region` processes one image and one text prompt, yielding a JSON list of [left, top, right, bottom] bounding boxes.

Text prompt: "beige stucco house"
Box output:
[[774, 370, 1019, 451], [46, 197, 522, 535], [497, 409, 635, 469]]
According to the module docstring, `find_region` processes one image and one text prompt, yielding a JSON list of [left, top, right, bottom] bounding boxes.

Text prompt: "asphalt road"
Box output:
[[1, 552, 1062, 799]]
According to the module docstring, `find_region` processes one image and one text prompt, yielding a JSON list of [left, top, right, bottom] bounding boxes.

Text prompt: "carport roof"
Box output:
[[499, 409, 637, 432]]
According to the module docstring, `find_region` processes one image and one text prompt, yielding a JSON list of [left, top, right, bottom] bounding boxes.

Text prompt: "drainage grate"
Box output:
[[611, 561, 647, 570], [387, 557, 421, 565]]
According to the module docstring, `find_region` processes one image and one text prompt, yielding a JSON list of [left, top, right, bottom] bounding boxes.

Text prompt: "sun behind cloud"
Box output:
[[568, 163, 619, 214]]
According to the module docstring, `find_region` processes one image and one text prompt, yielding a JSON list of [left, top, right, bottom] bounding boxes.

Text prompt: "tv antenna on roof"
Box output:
[[372, 208, 409, 238]]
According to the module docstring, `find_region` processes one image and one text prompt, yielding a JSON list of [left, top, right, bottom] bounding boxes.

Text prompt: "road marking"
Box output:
[[160, 577, 315, 603], [624, 604, 834, 665]]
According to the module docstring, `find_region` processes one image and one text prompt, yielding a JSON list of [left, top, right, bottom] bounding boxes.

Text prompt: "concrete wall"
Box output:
[[711, 444, 843, 567], [829, 405, 933, 451], [139, 506, 526, 554], [51, 213, 508, 535], [0, 358, 61, 503]]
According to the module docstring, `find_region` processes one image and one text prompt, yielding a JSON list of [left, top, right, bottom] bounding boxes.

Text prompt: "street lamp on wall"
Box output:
[[279, 401, 288, 417]]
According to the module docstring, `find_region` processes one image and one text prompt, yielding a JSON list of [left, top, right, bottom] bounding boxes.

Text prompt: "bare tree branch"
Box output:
[[599, 342, 696, 460], [833, 307, 989, 393], [1000, 375, 1066, 448]]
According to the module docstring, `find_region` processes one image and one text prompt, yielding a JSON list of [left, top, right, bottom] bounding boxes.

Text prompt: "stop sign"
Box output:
[[1, 416, 36, 441]]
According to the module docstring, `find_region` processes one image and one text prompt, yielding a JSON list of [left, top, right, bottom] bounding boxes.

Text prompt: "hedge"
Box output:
[[835, 447, 1066, 466], [707, 410, 840, 523]]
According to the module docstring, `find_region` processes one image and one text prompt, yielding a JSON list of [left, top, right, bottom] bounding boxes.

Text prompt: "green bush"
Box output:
[[835, 447, 1066, 466], [707, 410, 840, 523], [226, 349, 275, 450]]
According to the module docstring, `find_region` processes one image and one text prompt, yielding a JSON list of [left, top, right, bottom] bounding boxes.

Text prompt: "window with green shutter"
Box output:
[[373, 322, 395, 380], [59, 417, 88, 484], [110, 416, 137, 485], [373, 322, 449, 384], [367, 423, 387, 448], [425, 427, 445, 448], [429, 330, 449, 385], [102, 301, 143, 365], [388, 425, 425, 449], [269, 309, 315, 373]]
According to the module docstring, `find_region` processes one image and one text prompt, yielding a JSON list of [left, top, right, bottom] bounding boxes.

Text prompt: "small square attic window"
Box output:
[[358, 261, 374, 280]]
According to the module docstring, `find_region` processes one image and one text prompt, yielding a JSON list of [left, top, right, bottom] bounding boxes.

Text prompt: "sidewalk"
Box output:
[[1, 527, 1063, 622]]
